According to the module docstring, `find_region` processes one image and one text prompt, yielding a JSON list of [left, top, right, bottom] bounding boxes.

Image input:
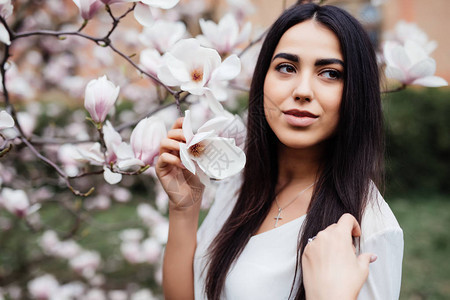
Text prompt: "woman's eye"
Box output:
[[275, 64, 296, 74], [320, 70, 343, 80]]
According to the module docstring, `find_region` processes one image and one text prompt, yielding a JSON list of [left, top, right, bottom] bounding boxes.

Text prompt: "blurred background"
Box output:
[[0, 0, 448, 299]]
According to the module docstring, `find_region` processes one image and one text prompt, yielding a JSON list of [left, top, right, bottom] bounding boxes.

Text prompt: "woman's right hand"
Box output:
[[156, 117, 205, 210]]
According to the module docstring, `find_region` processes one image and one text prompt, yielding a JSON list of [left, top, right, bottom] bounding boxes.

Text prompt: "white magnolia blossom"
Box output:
[[227, 0, 255, 23], [0, 23, 10, 46], [158, 38, 241, 100], [132, 0, 180, 27], [0, 188, 30, 217], [120, 228, 145, 242], [84, 75, 120, 124], [69, 250, 101, 278], [386, 20, 437, 54], [108, 290, 128, 300], [72, 0, 103, 20], [197, 13, 251, 55], [0, 0, 13, 19], [179, 110, 246, 183], [28, 274, 60, 300], [139, 48, 163, 77], [383, 40, 448, 87], [0, 110, 14, 130], [139, 19, 186, 53]]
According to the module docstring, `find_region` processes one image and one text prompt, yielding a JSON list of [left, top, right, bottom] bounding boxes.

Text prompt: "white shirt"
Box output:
[[194, 174, 404, 300]]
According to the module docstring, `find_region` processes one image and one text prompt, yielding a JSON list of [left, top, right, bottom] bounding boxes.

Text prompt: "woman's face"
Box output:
[[263, 20, 344, 150]]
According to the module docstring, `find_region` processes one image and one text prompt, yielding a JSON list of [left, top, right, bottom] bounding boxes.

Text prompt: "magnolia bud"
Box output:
[[130, 117, 166, 166], [84, 75, 120, 124]]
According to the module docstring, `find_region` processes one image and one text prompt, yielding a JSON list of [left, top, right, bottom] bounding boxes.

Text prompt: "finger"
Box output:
[[156, 152, 185, 170], [160, 138, 181, 154], [171, 117, 184, 130], [337, 213, 361, 238], [167, 129, 186, 143], [357, 252, 377, 268]]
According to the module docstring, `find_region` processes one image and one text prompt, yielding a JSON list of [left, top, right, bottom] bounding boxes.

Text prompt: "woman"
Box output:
[[157, 3, 403, 300]]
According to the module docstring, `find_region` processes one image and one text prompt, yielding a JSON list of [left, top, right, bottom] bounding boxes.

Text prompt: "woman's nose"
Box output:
[[292, 75, 313, 102]]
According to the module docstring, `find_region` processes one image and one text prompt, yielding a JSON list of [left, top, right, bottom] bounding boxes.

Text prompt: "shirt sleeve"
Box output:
[[357, 227, 404, 300]]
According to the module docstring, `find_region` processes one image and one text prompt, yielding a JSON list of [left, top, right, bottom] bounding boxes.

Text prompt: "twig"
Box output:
[[19, 137, 95, 197]]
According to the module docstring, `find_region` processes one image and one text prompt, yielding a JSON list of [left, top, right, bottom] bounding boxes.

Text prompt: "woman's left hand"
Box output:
[[302, 213, 377, 300]]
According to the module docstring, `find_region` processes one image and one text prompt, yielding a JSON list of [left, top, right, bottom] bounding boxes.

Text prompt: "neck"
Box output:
[[277, 142, 325, 189]]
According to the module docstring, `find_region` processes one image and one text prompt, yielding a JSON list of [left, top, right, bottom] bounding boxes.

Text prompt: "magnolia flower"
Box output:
[[179, 110, 246, 183], [197, 13, 251, 55], [139, 48, 163, 77], [130, 116, 166, 166], [84, 75, 120, 124], [0, 110, 14, 130], [72, 0, 103, 20], [115, 116, 166, 171], [387, 20, 437, 54], [28, 274, 60, 300], [157, 38, 241, 100], [0, 23, 10, 46], [103, 120, 122, 164], [383, 40, 448, 87], [131, 289, 157, 300], [0, 0, 13, 19], [139, 19, 186, 53], [69, 250, 101, 278], [0, 188, 30, 217], [132, 0, 180, 27], [227, 0, 255, 23]]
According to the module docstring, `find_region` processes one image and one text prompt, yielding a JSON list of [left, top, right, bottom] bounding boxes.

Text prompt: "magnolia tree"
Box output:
[[0, 0, 447, 299]]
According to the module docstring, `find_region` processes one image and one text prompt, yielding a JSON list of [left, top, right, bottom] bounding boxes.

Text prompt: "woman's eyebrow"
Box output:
[[315, 58, 344, 67], [272, 53, 299, 62]]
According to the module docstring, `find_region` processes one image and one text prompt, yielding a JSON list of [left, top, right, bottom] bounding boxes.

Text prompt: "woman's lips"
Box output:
[[283, 109, 318, 127]]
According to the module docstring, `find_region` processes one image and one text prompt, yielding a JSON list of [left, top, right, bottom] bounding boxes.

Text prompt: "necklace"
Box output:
[[273, 182, 315, 228]]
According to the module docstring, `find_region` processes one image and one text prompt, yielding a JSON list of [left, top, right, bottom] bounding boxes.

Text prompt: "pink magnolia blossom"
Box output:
[[197, 13, 251, 55], [69, 250, 101, 278], [72, 0, 104, 20], [84, 75, 120, 124], [28, 274, 60, 300], [383, 40, 448, 87], [130, 116, 166, 166], [386, 20, 437, 54], [0, 188, 30, 218]]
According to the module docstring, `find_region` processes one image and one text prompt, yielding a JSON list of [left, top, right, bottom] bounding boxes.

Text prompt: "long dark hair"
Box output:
[[205, 3, 383, 300]]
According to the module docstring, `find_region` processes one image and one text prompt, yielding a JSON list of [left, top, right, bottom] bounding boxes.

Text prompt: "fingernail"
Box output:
[[370, 255, 378, 263]]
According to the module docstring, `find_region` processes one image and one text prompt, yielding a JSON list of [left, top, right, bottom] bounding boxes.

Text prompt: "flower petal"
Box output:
[[140, 0, 179, 9], [117, 158, 145, 172], [103, 166, 122, 184], [182, 110, 194, 142], [197, 115, 229, 133], [179, 143, 196, 174], [194, 137, 246, 179], [134, 2, 154, 27], [411, 76, 448, 87], [408, 57, 436, 80], [0, 110, 14, 130], [0, 23, 10, 45], [385, 66, 406, 83], [211, 54, 241, 82]]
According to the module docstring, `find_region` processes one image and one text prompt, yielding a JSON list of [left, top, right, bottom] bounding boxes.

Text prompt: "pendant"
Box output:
[[274, 207, 283, 227]]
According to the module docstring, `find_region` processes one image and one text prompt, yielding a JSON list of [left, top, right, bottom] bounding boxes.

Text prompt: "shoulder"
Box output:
[[360, 184, 403, 243]]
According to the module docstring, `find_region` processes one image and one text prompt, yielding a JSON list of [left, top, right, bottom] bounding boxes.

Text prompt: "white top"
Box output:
[[194, 174, 404, 300]]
